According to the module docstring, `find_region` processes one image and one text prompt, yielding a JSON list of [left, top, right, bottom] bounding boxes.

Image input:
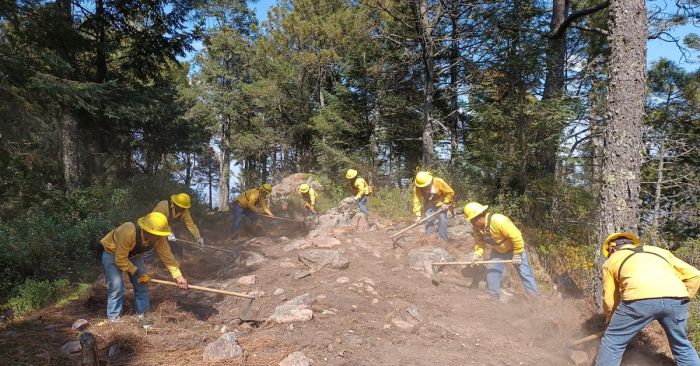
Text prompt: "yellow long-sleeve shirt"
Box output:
[[351, 178, 370, 200], [235, 188, 272, 216], [472, 213, 525, 256], [152, 200, 201, 240], [302, 188, 319, 210], [602, 244, 700, 321], [100, 222, 182, 278], [412, 177, 455, 217]]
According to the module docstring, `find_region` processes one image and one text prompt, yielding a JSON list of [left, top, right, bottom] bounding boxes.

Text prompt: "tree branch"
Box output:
[[549, 1, 610, 39]]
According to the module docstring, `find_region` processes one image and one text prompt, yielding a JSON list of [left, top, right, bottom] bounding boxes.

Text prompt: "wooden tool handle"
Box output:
[[257, 214, 302, 223], [432, 260, 515, 266], [151, 279, 255, 299], [391, 209, 443, 239], [570, 331, 604, 347], [174, 239, 237, 254]]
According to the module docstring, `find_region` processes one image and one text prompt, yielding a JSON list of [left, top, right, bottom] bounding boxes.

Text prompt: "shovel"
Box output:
[[151, 278, 257, 320], [257, 214, 306, 227], [174, 238, 237, 255], [430, 260, 515, 284], [390, 209, 443, 248]]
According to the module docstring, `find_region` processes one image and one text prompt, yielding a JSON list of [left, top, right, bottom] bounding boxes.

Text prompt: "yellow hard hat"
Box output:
[[299, 183, 310, 193], [345, 169, 358, 179], [171, 193, 191, 208], [464, 202, 488, 221], [601, 232, 640, 258], [414, 171, 433, 188], [137, 212, 172, 236], [261, 183, 273, 193]]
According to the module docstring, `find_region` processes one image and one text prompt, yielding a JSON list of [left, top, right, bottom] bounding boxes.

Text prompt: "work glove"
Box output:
[[137, 274, 151, 284], [175, 275, 188, 289], [415, 216, 422, 224], [197, 237, 205, 250], [353, 196, 360, 202], [439, 204, 450, 212], [469, 253, 483, 264], [304, 202, 311, 210], [167, 233, 177, 242], [512, 253, 523, 265]]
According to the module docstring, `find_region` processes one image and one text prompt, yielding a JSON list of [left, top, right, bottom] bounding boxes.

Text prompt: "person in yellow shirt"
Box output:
[[412, 171, 454, 240], [146, 193, 203, 262], [596, 232, 700, 366], [230, 183, 274, 238], [100, 212, 188, 322], [464, 202, 539, 302], [345, 169, 370, 214], [299, 183, 318, 216]]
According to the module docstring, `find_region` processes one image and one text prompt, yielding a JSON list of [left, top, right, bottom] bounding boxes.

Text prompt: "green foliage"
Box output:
[[5, 279, 70, 317], [0, 175, 202, 301]]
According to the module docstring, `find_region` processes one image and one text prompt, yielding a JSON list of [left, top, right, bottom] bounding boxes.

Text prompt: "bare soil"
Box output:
[[0, 212, 677, 365]]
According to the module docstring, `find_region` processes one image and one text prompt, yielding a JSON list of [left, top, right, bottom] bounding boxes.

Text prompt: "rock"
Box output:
[[312, 235, 342, 248], [406, 306, 423, 324], [569, 350, 589, 365], [60, 341, 81, 355], [351, 213, 371, 231], [336, 277, 350, 284], [237, 275, 256, 285], [447, 223, 473, 238], [235, 251, 267, 267], [298, 249, 349, 271], [71, 319, 89, 331], [203, 332, 244, 361], [294, 270, 311, 279], [279, 351, 314, 366], [269, 294, 315, 323], [274, 288, 285, 296], [391, 318, 414, 331], [407, 247, 455, 274], [108, 344, 120, 360], [280, 261, 298, 268], [372, 298, 379, 304], [221, 325, 228, 333], [284, 239, 312, 252]]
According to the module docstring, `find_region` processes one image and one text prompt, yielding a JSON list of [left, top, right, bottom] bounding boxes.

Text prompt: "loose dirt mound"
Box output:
[[0, 201, 677, 365]]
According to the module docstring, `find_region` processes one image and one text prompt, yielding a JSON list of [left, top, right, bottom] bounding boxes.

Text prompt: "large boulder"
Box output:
[[235, 251, 267, 267], [298, 249, 349, 271], [269, 293, 315, 323], [203, 332, 243, 361], [279, 351, 314, 366], [407, 247, 455, 274]]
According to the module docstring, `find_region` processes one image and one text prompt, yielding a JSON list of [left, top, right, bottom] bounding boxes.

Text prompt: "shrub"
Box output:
[[5, 279, 70, 316]]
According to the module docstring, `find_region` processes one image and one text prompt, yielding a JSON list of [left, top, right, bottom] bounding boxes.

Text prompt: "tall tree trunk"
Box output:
[[417, 0, 435, 167], [543, 0, 568, 99], [448, 6, 460, 166], [595, 0, 647, 309], [218, 120, 232, 212], [207, 164, 213, 210], [95, 0, 106, 83], [369, 100, 381, 183], [651, 136, 665, 244], [184, 153, 193, 187], [60, 109, 81, 190]]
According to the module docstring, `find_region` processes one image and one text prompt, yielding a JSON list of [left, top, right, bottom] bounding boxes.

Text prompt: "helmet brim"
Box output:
[[137, 217, 172, 236], [170, 194, 191, 208]]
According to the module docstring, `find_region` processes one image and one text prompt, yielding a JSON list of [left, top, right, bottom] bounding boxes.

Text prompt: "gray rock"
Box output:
[[279, 351, 314, 366], [391, 318, 415, 331], [108, 344, 120, 360], [71, 319, 89, 331], [283, 239, 312, 252], [235, 251, 267, 267], [237, 275, 256, 285], [60, 341, 81, 355], [298, 249, 349, 271], [336, 277, 350, 284], [312, 235, 341, 248], [407, 247, 455, 274], [203, 332, 243, 361], [274, 288, 285, 296], [269, 294, 315, 323], [294, 270, 311, 279]]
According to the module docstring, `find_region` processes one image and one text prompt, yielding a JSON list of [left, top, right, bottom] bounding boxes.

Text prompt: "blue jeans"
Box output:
[[486, 250, 539, 299], [101, 251, 149, 320], [424, 207, 448, 240], [143, 240, 182, 264], [596, 298, 699, 366], [231, 204, 257, 238], [358, 195, 369, 214]]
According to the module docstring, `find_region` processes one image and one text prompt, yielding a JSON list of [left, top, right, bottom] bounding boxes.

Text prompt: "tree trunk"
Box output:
[[449, 6, 460, 166], [369, 100, 381, 183], [95, 0, 106, 83], [218, 120, 232, 212], [595, 0, 647, 309], [417, 0, 435, 167], [60, 109, 81, 191], [184, 153, 193, 187], [651, 135, 665, 244], [543, 0, 568, 99], [207, 164, 213, 210]]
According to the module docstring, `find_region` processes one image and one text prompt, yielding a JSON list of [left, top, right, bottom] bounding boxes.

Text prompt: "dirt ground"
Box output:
[[0, 210, 678, 366]]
